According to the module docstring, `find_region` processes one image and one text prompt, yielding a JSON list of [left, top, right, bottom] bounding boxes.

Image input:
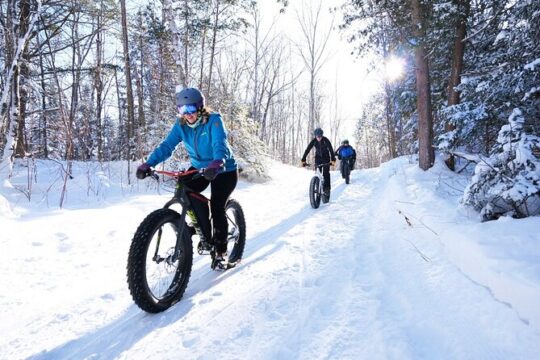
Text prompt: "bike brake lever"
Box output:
[[150, 171, 159, 181], [192, 171, 204, 180]]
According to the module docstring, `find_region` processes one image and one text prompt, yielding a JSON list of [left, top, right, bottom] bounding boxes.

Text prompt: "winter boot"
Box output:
[[322, 188, 330, 203]]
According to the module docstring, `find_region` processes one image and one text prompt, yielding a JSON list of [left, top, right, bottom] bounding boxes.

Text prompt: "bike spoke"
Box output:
[[226, 212, 238, 228], [226, 209, 240, 243], [153, 227, 163, 260], [146, 223, 181, 300]]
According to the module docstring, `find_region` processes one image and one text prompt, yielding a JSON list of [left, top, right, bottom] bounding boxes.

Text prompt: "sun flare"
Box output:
[[384, 57, 405, 81]]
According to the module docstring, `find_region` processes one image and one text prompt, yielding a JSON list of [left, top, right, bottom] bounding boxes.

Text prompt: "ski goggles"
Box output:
[[178, 104, 198, 115]]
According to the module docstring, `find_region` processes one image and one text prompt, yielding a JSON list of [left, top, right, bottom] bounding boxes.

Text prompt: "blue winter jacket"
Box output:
[[146, 113, 237, 172]]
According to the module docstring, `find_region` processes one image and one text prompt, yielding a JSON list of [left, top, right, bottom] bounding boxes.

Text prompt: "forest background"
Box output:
[[0, 0, 538, 219]]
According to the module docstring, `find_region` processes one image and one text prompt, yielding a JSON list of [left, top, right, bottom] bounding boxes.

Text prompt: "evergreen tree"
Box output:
[[463, 109, 540, 220], [439, 0, 540, 156]]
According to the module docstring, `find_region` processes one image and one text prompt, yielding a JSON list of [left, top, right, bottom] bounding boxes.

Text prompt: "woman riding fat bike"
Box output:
[[136, 87, 238, 264], [127, 167, 246, 313]]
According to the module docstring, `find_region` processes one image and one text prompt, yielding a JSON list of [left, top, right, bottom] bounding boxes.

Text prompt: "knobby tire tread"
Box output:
[[127, 208, 193, 313], [310, 176, 321, 209], [226, 199, 247, 263]]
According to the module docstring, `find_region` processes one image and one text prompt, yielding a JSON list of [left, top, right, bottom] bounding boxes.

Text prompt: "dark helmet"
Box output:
[[313, 128, 323, 136], [341, 139, 349, 145], [176, 87, 205, 108]]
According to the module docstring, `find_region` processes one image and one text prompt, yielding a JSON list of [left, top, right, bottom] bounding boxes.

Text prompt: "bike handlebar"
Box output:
[[303, 162, 331, 168], [151, 168, 203, 181]]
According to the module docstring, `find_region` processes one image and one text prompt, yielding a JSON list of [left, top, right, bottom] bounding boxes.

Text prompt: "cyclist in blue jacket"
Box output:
[[335, 139, 356, 178], [136, 87, 237, 261]]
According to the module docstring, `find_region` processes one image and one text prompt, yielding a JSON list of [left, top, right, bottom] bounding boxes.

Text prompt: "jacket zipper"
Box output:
[[194, 125, 200, 161]]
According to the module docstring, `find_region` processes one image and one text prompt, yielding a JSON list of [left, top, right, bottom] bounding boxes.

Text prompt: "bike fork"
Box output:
[[172, 207, 189, 262]]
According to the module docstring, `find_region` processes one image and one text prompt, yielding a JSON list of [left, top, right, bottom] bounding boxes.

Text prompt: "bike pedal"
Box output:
[[197, 241, 213, 255], [211, 259, 238, 271], [211, 258, 224, 270]]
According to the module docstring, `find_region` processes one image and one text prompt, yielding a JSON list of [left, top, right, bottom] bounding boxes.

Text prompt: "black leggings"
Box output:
[[187, 169, 238, 253], [317, 163, 331, 191], [340, 157, 354, 176]]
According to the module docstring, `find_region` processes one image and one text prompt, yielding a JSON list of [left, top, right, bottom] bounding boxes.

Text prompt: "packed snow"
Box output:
[[1, 156, 539, 359]]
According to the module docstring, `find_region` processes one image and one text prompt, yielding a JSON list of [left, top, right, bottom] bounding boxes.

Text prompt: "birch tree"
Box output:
[[0, 0, 43, 168]]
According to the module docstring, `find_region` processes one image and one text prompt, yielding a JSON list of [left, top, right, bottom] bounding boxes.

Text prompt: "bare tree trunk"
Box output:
[[328, 70, 343, 148], [157, 41, 165, 116], [206, 0, 221, 99], [184, 0, 190, 86], [384, 83, 397, 158], [67, 9, 84, 164], [296, 0, 333, 140], [1, 0, 42, 167], [163, 0, 187, 87], [42, 23, 72, 207], [410, 0, 434, 170], [14, 0, 31, 158], [13, 64, 24, 157], [364, 127, 370, 168], [281, 112, 286, 161], [250, 4, 262, 124], [1, 0, 16, 159], [380, 28, 397, 159], [260, 72, 278, 141], [120, 0, 135, 182], [15, 63, 29, 158], [291, 79, 297, 162], [95, 1, 104, 161], [308, 68, 315, 138], [119, 0, 136, 183], [199, 27, 207, 89], [445, 0, 469, 170], [37, 31, 48, 158], [134, 12, 146, 159], [114, 67, 124, 161]]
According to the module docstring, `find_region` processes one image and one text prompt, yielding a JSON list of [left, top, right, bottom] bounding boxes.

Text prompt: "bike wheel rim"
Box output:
[[145, 222, 186, 302], [225, 207, 240, 259]]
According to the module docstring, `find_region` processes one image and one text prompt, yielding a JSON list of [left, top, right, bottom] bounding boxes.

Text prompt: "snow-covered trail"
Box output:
[[1, 160, 539, 359]]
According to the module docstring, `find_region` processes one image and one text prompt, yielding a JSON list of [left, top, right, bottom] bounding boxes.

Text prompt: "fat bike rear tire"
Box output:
[[322, 188, 330, 203], [224, 199, 246, 264], [310, 176, 321, 209], [127, 208, 193, 313]]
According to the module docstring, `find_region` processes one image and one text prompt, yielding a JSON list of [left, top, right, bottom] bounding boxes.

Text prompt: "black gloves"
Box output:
[[136, 163, 151, 179], [203, 160, 224, 181]]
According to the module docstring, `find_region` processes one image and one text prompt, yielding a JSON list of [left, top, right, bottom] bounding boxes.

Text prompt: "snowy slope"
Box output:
[[1, 156, 539, 359]]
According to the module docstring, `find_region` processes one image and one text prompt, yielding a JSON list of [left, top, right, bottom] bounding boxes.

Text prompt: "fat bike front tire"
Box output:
[[127, 208, 193, 313], [309, 176, 321, 209]]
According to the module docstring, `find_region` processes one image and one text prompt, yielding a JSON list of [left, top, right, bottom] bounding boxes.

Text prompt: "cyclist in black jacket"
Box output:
[[301, 128, 336, 196]]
